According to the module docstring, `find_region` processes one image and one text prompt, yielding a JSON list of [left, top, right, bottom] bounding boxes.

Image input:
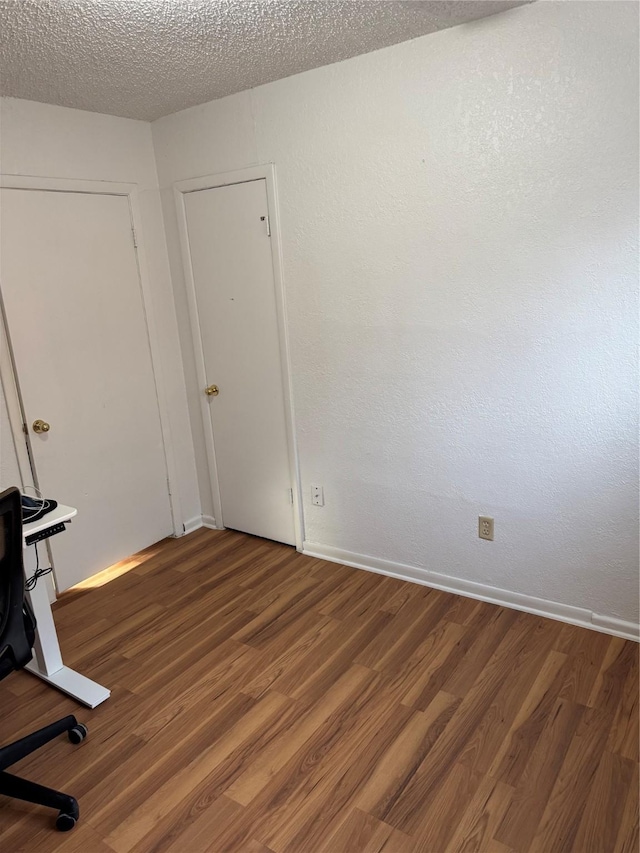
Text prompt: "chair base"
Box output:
[[0, 714, 86, 831]]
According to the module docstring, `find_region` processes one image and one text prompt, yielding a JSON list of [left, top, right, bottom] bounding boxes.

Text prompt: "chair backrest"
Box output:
[[0, 486, 35, 679]]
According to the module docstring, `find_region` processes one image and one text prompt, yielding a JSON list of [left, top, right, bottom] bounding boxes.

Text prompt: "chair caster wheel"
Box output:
[[56, 812, 77, 831], [68, 723, 88, 744]]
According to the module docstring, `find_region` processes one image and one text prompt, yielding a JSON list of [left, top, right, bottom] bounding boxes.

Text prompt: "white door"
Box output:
[[0, 188, 173, 591], [184, 179, 295, 545]]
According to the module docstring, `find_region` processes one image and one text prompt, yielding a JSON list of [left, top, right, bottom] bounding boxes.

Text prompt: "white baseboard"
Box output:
[[303, 541, 639, 642], [591, 612, 640, 639], [183, 516, 204, 535], [182, 515, 220, 534]]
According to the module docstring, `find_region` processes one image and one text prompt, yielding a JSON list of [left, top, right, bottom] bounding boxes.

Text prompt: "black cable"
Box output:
[[25, 544, 53, 591]]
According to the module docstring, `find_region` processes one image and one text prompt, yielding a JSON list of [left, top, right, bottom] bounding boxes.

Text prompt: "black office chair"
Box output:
[[0, 486, 87, 831]]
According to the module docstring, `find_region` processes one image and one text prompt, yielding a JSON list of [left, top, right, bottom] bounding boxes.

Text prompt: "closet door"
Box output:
[[183, 179, 296, 545], [0, 188, 173, 591]]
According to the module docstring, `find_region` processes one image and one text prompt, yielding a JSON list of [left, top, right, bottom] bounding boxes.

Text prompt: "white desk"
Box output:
[[23, 504, 110, 708]]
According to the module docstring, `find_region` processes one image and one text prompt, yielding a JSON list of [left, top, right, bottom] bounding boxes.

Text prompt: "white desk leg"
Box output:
[[23, 547, 110, 708]]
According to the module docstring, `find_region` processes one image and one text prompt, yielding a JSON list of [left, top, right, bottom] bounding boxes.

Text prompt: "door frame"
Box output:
[[0, 173, 184, 539], [0, 316, 59, 602], [173, 164, 304, 551]]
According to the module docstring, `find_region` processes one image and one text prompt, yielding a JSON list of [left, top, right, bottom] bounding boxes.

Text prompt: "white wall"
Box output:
[[153, 0, 639, 631], [0, 97, 201, 527]]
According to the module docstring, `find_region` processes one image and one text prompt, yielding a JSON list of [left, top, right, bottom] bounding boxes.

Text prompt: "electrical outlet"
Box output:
[[311, 485, 324, 507], [479, 516, 494, 541]]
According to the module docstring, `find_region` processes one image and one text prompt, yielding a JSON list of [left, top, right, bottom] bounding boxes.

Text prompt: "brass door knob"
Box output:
[[32, 419, 51, 434], [204, 384, 219, 397]]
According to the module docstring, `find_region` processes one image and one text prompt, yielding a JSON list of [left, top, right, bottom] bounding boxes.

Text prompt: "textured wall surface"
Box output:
[[0, 0, 527, 121], [154, 1, 639, 624], [0, 97, 201, 528]]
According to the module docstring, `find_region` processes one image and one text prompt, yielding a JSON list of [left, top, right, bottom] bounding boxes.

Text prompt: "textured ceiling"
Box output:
[[0, 0, 529, 122]]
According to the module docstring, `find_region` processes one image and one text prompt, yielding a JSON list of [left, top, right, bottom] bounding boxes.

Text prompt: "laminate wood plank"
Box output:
[[240, 555, 318, 610], [174, 793, 280, 853], [9, 707, 143, 802], [375, 592, 456, 676], [379, 580, 431, 616], [127, 695, 307, 853], [356, 691, 461, 822], [222, 668, 402, 851], [88, 689, 262, 837], [373, 827, 416, 853], [588, 636, 638, 712], [531, 708, 613, 853], [0, 678, 78, 743], [132, 531, 237, 579], [121, 606, 258, 696], [148, 539, 267, 608], [571, 750, 636, 853], [315, 569, 385, 619], [607, 641, 639, 761], [77, 644, 249, 754], [0, 733, 140, 853], [274, 699, 416, 853], [456, 621, 564, 776], [55, 615, 113, 652], [71, 652, 134, 694], [315, 809, 408, 853], [613, 760, 639, 853], [444, 774, 513, 853], [309, 557, 353, 583], [225, 664, 376, 807], [395, 620, 468, 708], [555, 621, 612, 705], [0, 529, 636, 853], [232, 573, 335, 649], [113, 641, 261, 748], [288, 611, 394, 705], [354, 590, 446, 670], [238, 546, 314, 591], [105, 690, 292, 852], [67, 572, 149, 625], [142, 792, 246, 853], [238, 585, 355, 666], [131, 643, 263, 743], [443, 595, 484, 627], [129, 527, 226, 576], [2, 667, 42, 699], [383, 614, 554, 834], [493, 697, 584, 851], [526, 705, 618, 853], [411, 761, 484, 851], [406, 608, 518, 713], [64, 604, 167, 670], [342, 574, 411, 622], [487, 649, 569, 786], [5, 815, 117, 853], [168, 537, 268, 585], [239, 838, 277, 853], [240, 612, 341, 700], [150, 554, 260, 618], [441, 606, 519, 699]]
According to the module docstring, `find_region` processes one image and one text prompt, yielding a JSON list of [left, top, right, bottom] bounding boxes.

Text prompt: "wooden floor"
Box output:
[[0, 529, 637, 853]]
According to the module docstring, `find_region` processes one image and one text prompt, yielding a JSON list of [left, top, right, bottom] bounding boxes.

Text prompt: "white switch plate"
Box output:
[[311, 485, 324, 506]]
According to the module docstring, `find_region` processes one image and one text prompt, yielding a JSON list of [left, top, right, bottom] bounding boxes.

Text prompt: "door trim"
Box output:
[[0, 319, 58, 602], [0, 173, 184, 538], [173, 164, 304, 550]]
